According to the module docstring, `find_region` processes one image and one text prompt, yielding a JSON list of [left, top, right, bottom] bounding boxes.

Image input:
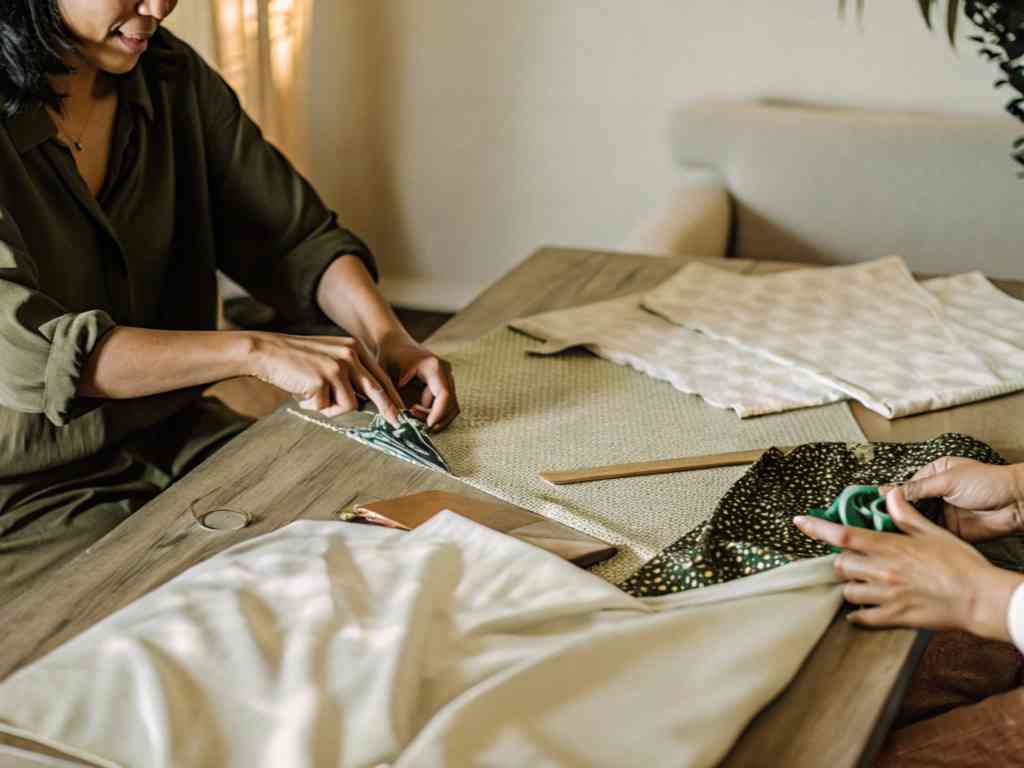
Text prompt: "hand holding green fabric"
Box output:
[[884, 457, 1024, 543], [806, 486, 897, 553], [795, 488, 1023, 641]]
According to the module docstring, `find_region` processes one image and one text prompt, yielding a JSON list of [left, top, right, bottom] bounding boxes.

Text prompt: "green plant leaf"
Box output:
[[918, 0, 933, 28], [947, 0, 960, 46]]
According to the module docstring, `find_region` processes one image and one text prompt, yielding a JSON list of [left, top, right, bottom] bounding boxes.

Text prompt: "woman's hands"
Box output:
[[76, 257, 462, 430], [884, 458, 1024, 542], [308, 254, 459, 430], [376, 332, 460, 430], [246, 332, 405, 424], [794, 489, 1023, 641], [245, 330, 460, 430]]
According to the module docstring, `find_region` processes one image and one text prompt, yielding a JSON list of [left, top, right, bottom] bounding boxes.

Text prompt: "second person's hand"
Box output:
[[794, 488, 1022, 641], [882, 457, 1024, 543]]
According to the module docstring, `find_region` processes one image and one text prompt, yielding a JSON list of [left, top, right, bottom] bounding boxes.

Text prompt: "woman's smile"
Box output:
[[112, 29, 153, 55]]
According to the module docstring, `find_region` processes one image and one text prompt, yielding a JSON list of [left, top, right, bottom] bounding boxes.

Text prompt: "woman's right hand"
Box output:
[[245, 332, 405, 424], [884, 457, 1024, 543]]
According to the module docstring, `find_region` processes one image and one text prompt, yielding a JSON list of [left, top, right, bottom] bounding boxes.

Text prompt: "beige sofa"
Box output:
[[623, 100, 1024, 280]]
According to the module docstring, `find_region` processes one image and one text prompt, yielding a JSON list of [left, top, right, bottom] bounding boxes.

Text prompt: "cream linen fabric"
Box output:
[[511, 293, 845, 418], [0, 515, 842, 768], [641, 257, 1024, 419]]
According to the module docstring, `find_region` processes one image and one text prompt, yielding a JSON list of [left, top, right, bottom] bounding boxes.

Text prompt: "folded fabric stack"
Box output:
[[511, 256, 1024, 419]]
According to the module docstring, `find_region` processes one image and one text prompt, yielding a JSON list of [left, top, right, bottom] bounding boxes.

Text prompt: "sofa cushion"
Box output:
[[670, 100, 1024, 279]]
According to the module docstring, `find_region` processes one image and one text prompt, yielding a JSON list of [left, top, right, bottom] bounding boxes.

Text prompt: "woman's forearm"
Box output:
[[315, 254, 413, 353], [79, 327, 255, 399]]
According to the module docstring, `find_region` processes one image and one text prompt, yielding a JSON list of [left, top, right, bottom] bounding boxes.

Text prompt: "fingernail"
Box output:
[[793, 516, 807, 526]]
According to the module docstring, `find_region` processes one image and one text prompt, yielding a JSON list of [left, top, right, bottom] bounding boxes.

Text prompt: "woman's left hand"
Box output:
[[376, 333, 460, 431], [793, 488, 1022, 641]]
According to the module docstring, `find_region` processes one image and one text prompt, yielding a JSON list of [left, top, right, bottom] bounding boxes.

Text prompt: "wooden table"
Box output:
[[3, 247, 1024, 767]]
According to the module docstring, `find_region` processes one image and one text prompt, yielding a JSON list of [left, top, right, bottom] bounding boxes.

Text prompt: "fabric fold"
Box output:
[[39, 310, 117, 427], [514, 259, 1024, 420], [640, 257, 1024, 419], [0, 515, 842, 768], [511, 293, 845, 417]]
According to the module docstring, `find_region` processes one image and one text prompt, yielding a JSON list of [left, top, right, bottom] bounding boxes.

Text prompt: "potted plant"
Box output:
[[841, 1, 1024, 169]]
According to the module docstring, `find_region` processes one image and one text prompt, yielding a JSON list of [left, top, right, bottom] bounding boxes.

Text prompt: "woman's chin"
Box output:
[[77, 40, 146, 76], [95, 51, 144, 75]]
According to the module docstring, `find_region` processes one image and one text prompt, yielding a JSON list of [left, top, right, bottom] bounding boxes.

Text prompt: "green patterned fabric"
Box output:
[[620, 433, 1003, 597], [807, 485, 897, 553], [345, 412, 450, 473]]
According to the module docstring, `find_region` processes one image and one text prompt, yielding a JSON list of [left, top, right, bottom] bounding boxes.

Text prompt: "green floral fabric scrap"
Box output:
[[807, 485, 897, 553], [620, 433, 1003, 597], [346, 412, 451, 474]]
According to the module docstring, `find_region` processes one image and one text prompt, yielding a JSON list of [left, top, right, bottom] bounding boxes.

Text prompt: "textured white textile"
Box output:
[[642, 257, 1024, 418], [550, 256, 1024, 419], [0, 516, 842, 768], [512, 293, 845, 418]]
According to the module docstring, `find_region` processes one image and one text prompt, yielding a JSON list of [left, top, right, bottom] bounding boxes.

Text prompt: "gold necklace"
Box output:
[[55, 95, 99, 152]]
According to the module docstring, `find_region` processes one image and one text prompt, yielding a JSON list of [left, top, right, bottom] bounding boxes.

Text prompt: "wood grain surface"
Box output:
[[3, 247, 1023, 768]]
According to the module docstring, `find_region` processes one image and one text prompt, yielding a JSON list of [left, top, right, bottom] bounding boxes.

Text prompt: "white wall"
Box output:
[[178, 1, 1010, 310]]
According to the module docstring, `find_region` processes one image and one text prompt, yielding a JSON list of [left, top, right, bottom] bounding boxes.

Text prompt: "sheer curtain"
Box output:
[[211, 0, 314, 172]]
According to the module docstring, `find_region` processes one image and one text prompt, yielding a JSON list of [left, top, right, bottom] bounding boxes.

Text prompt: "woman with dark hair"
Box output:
[[0, 0, 459, 597]]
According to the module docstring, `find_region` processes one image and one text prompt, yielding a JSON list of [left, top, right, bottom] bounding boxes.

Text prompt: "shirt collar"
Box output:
[[4, 104, 57, 156], [3, 62, 154, 156], [117, 61, 155, 123]]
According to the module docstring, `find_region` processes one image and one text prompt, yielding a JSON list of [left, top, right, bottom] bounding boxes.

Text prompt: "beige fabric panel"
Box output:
[[670, 100, 1024, 279]]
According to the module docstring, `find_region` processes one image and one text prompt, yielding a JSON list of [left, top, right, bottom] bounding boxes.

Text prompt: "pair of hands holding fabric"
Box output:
[[794, 458, 1024, 642], [247, 253, 459, 431], [249, 331, 459, 430]]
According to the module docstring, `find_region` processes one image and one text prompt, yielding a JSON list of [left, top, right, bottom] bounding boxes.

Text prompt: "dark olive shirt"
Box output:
[[0, 29, 375, 479]]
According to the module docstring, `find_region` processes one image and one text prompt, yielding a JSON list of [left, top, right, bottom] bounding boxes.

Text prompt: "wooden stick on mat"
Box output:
[[541, 448, 779, 486]]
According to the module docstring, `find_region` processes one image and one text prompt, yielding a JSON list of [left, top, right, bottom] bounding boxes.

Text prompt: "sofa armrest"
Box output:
[[620, 174, 731, 258]]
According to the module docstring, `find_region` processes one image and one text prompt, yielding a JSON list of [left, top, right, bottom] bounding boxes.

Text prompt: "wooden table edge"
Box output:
[[857, 630, 932, 767]]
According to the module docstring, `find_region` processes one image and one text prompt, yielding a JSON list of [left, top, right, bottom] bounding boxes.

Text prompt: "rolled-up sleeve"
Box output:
[[0, 208, 115, 426], [193, 50, 377, 326]]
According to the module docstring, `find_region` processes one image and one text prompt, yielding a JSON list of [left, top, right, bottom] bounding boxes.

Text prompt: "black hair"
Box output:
[[0, 0, 77, 118]]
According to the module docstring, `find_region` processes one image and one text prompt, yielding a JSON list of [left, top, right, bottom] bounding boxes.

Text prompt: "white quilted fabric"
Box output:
[[511, 294, 845, 418], [642, 257, 1024, 418], [514, 258, 1024, 420]]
